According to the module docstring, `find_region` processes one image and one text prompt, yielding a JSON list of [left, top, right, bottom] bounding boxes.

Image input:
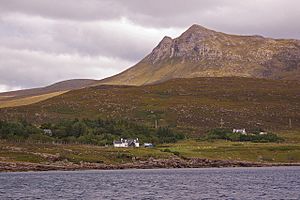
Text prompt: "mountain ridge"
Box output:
[[1, 24, 300, 109], [99, 24, 300, 86], [0, 79, 98, 108], [0, 79, 98, 100]]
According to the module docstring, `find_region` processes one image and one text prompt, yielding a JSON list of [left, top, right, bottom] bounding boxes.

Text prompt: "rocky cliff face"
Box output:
[[100, 24, 300, 85]]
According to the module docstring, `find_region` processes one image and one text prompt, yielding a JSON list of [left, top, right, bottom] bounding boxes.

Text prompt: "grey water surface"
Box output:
[[0, 167, 299, 200]]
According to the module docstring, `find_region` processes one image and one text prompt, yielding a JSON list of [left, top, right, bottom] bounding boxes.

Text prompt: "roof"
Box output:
[[113, 138, 139, 144]]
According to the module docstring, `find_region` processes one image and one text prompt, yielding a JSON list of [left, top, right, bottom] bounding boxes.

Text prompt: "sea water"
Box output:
[[0, 167, 299, 199]]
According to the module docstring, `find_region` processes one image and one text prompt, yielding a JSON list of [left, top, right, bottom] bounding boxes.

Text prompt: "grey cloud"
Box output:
[[121, 0, 300, 39], [0, 0, 300, 92], [1, 0, 299, 40], [51, 20, 153, 61], [0, 47, 132, 89], [0, 0, 223, 22], [0, 14, 181, 61], [0, 0, 123, 21], [0, 8, 182, 91]]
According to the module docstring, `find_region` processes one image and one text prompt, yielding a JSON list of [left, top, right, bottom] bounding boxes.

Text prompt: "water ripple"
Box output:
[[0, 167, 300, 200]]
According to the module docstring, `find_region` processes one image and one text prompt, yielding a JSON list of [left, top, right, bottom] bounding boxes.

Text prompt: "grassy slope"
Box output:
[[0, 91, 67, 108], [0, 130, 299, 165], [0, 141, 172, 165], [0, 79, 98, 109], [0, 77, 299, 135], [0, 79, 97, 99], [163, 130, 300, 163]]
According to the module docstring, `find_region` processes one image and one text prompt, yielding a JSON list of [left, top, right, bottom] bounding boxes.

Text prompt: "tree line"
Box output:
[[0, 118, 184, 145]]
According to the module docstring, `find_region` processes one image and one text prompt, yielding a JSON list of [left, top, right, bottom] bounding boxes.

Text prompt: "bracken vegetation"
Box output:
[[1, 77, 299, 135]]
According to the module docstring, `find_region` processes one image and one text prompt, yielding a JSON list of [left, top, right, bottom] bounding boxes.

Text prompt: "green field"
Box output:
[[0, 141, 172, 165], [1, 130, 299, 166], [158, 130, 300, 163]]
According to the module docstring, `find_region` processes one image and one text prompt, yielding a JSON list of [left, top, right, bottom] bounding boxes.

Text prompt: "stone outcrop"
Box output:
[[1, 157, 299, 172]]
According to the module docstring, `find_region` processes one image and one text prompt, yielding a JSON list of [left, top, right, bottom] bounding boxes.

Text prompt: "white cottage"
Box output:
[[259, 131, 268, 135], [113, 138, 139, 148], [233, 128, 247, 135], [43, 129, 53, 136]]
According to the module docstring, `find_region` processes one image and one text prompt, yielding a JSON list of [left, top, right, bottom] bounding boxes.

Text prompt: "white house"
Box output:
[[113, 138, 139, 148], [233, 128, 247, 135], [259, 131, 268, 135], [113, 139, 127, 147], [43, 129, 53, 136]]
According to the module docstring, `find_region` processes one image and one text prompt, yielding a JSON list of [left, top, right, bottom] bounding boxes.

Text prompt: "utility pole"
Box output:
[[289, 118, 292, 129], [220, 118, 225, 128]]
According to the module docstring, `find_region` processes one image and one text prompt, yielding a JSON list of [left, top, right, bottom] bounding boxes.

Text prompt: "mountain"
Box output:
[[1, 77, 299, 134], [0, 79, 97, 108], [0, 24, 299, 133], [100, 24, 300, 85]]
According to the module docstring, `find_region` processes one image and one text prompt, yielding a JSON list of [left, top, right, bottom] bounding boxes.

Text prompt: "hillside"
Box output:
[[0, 79, 98, 99], [100, 24, 300, 85], [1, 77, 299, 135], [0, 79, 97, 108], [0, 91, 67, 109]]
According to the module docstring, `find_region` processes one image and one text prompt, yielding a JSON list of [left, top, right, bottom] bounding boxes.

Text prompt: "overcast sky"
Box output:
[[0, 0, 299, 92]]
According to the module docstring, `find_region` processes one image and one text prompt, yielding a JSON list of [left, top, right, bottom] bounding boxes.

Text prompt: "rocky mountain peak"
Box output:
[[147, 36, 173, 64], [179, 24, 216, 41], [100, 24, 300, 86], [146, 24, 219, 64], [160, 36, 173, 44], [184, 24, 213, 34]]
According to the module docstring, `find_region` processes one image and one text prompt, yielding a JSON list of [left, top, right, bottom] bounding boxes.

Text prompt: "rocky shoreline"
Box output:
[[1, 157, 300, 172]]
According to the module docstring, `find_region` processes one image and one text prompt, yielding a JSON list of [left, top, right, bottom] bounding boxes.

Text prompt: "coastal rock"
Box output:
[[2, 157, 299, 172]]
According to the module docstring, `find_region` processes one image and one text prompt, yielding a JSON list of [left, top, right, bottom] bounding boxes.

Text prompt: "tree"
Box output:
[[70, 121, 88, 137]]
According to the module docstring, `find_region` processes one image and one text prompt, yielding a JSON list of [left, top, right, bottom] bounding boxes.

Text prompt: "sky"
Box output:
[[0, 0, 300, 92]]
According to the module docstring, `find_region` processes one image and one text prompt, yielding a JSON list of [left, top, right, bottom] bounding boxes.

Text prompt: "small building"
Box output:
[[43, 129, 53, 136], [113, 138, 139, 148], [113, 140, 127, 148], [144, 143, 154, 148], [259, 131, 268, 135], [233, 128, 247, 135]]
